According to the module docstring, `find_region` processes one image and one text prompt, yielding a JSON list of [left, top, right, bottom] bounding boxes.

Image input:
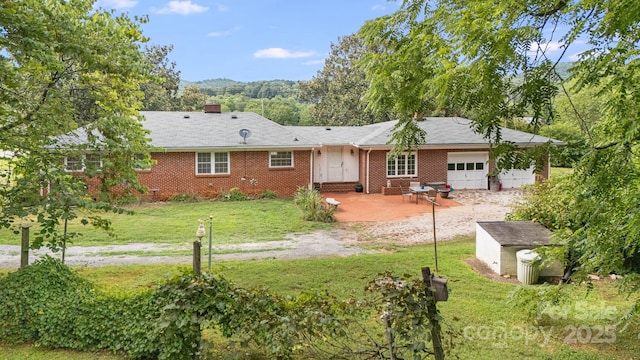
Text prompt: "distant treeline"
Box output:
[[182, 78, 301, 100]]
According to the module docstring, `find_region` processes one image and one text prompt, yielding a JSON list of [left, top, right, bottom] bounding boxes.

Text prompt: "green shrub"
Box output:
[[220, 187, 249, 201], [0, 257, 192, 359], [0, 256, 95, 344], [293, 187, 335, 222], [170, 193, 203, 202], [259, 189, 277, 199]]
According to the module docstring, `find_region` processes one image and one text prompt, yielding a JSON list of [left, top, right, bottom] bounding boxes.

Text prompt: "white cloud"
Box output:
[[569, 52, 582, 61], [99, 0, 137, 9], [254, 48, 317, 59], [371, 4, 386, 11], [153, 1, 208, 15], [529, 41, 563, 53], [208, 26, 241, 37]]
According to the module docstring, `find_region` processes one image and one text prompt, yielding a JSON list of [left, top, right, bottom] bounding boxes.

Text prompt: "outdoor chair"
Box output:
[[409, 181, 420, 188], [400, 186, 413, 202], [424, 189, 439, 205]]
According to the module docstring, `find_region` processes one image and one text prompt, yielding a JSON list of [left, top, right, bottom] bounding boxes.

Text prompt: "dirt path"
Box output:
[[0, 189, 524, 268]]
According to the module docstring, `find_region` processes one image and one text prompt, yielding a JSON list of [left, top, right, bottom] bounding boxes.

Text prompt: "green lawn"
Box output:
[[551, 167, 573, 178], [0, 199, 334, 247], [2, 238, 637, 359]]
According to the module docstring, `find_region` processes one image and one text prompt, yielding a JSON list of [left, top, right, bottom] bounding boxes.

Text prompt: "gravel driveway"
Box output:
[[0, 189, 524, 268]]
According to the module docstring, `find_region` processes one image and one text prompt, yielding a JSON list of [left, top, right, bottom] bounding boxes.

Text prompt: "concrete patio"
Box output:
[[322, 191, 462, 222]]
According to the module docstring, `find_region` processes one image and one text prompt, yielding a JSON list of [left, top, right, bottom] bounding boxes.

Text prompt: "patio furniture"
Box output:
[[424, 189, 439, 205], [325, 197, 341, 208], [409, 185, 435, 204], [400, 186, 414, 203]]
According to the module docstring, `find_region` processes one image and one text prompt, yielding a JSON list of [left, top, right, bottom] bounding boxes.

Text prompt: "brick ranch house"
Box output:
[[64, 105, 560, 200]]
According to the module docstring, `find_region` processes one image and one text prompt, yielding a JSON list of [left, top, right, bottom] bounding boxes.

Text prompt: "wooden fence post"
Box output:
[[20, 224, 31, 268], [193, 241, 201, 275], [422, 267, 445, 360]]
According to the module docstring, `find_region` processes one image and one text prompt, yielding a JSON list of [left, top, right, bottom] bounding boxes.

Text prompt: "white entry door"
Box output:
[[327, 147, 344, 182], [447, 152, 489, 189]]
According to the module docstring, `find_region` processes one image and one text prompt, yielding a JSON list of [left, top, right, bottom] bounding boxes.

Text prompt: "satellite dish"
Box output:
[[239, 128, 252, 144]]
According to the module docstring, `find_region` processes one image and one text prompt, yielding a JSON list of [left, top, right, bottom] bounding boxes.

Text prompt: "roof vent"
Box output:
[[231, 114, 238, 119], [325, 127, 331, 130], [183, 115, 190, 118]]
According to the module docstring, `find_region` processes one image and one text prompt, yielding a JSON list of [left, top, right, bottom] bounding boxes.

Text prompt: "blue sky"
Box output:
[[96, 0, 401, 82]]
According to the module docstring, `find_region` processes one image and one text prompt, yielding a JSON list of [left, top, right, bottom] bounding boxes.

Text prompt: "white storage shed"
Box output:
[[475, 221, 564, 278]]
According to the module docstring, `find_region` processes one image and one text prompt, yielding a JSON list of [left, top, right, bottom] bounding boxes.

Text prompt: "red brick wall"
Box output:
[[67, 147, 553, 199], [365, 149, 450, 193], [137, 150, 311, 200]]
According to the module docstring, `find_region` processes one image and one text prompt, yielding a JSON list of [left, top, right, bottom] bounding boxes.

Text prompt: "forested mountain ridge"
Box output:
[[181, 78, 300, 99], [180, 62, 574, 102]]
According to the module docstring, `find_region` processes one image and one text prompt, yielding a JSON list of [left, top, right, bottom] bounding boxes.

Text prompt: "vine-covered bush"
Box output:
[[293, 187, 336, 222], [0, 258, 449, 359]]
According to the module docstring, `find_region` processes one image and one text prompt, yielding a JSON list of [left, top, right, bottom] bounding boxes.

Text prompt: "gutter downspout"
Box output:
[[366, 148, 373, 194], [546, 151, 551, 180], [310, 148, 315, 190]]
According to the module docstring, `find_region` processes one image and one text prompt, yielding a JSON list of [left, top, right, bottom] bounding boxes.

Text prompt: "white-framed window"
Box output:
[[65, 155, 83, 171], [447, 162, 484, 171], [64, 154, 102, 172], [269, 151, 293, 168], [387, 152, 416, 177], [84, 153, 102, 171], [196, 152, 229, 174]]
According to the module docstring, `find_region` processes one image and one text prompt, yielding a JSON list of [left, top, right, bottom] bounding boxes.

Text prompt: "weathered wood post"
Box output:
[[20, 224, 31, 268], [382, 309, 396, 360], [422, 267, 445, 360], [432, 200, 439, 272], [208, 215, 213, 271], [193, 241, 201, 275]]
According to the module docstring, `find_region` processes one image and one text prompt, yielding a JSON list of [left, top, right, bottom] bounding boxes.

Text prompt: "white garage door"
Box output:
[[447, 152, 489, 189], [499, 166, 535, 189]]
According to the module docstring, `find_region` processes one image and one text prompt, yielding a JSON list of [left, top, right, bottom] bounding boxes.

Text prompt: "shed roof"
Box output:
[[476, 221, 552, 246]]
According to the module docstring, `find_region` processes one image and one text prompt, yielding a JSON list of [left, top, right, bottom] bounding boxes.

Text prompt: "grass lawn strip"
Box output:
[[2, 238, 636, 359]]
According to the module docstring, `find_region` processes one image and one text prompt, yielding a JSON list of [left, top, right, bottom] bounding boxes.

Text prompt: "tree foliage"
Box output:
[[299, 34, 389, 126], [176, 84, 208, 111], [140, 44, 181, 111], [206, 93, 311, 125], [195, 78, 299, 99], [366, 0, 640, 300], [0, 0, 153, 249]]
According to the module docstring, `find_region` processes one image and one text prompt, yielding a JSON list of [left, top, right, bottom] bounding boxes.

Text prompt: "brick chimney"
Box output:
[[204, 103, 221, 113]]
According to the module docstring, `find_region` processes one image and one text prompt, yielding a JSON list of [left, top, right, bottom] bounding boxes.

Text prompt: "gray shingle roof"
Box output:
[[287, 125, 385, 145], [477, 221, 552, 246], [140, 111, 318, 149], [289, 117, 559, 148], [134, 112, 561, 150]]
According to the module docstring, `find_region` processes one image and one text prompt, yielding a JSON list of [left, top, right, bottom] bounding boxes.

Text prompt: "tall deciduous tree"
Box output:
[[141, 44, 181, 111], [299, 34, 388, 126], [177, 85, 208, 111], [359, 0, 640, 299], [0, 0, 153, 250]]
